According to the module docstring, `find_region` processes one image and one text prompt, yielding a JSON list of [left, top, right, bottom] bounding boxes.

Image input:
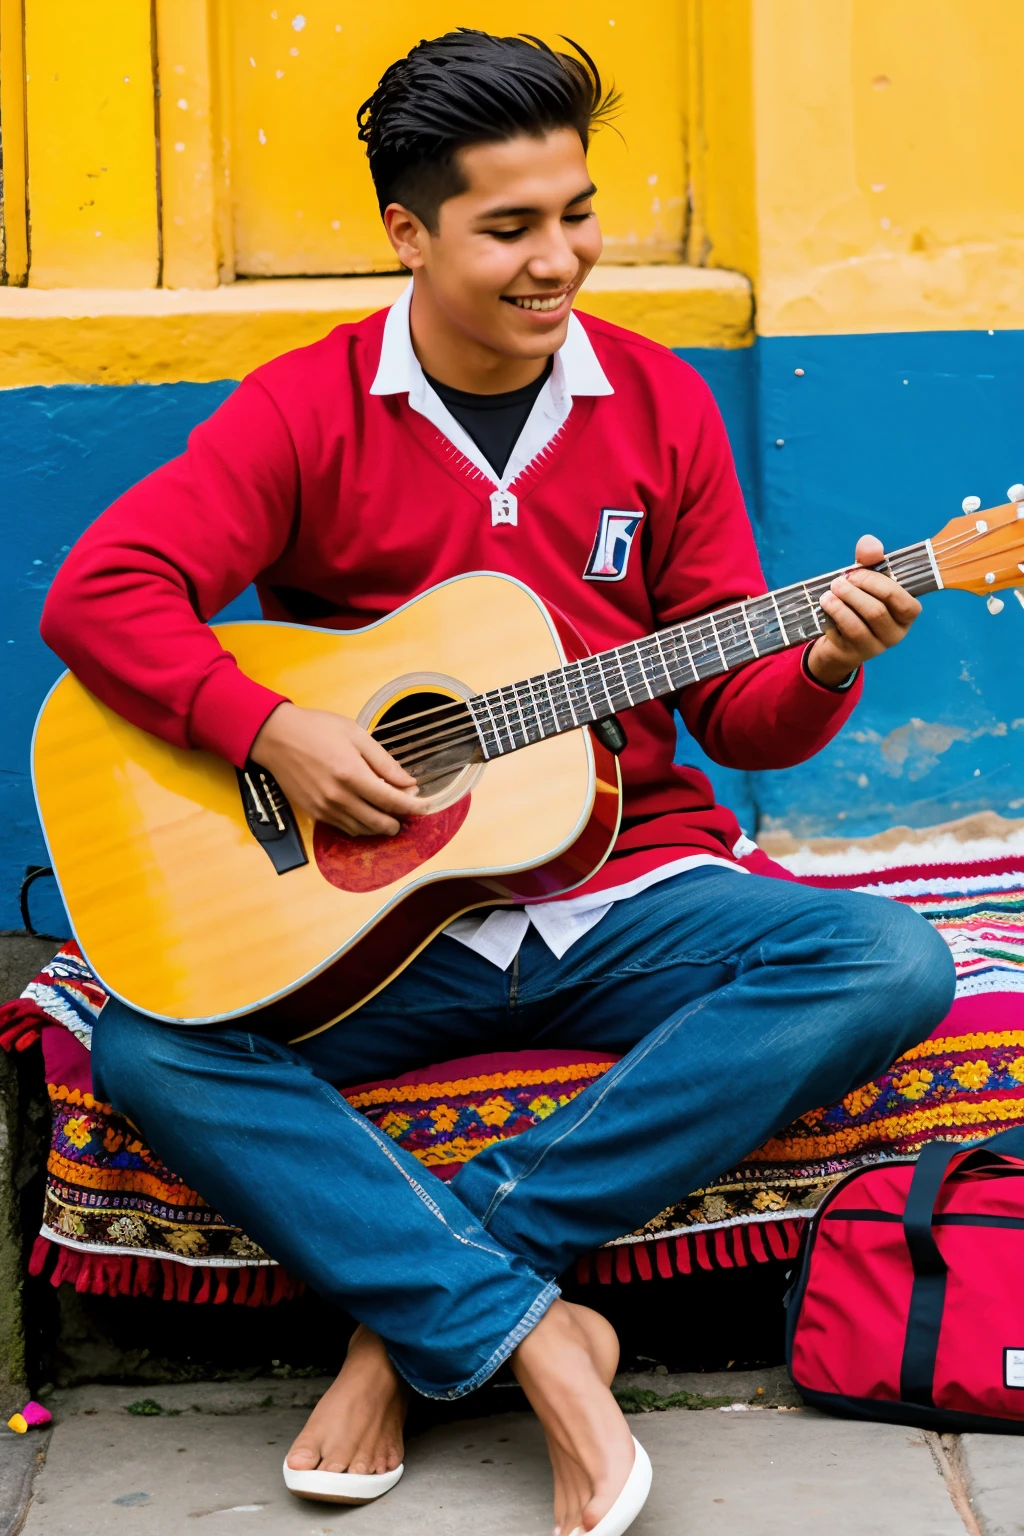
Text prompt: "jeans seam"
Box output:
[[409, 1279, 560, 1400], [316, 1081, 530, 1271], [476, 988, 717, 1231]]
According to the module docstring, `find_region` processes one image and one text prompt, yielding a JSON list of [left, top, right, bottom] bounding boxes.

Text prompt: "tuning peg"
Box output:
[[962, 495, 982, 512], [987, 596, 1005, 614], [1007, 484, 1024, 502]]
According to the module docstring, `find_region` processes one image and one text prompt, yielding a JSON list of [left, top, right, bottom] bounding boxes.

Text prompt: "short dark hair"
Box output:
[[356, 30, 618, 230]]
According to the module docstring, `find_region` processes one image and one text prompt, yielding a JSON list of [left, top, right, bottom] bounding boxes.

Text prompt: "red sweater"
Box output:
[[41, 306, 860, 893]]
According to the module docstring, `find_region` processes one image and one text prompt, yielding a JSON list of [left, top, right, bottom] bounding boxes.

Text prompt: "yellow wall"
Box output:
[[223, 3, 686, 275], [695, 0, 1024, 335], [23, 0, 160, 288], [3, 0, 1024, 340]]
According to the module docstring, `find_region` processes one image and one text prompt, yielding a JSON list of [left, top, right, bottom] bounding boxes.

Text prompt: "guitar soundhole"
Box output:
[[358, 678, 485, 813]]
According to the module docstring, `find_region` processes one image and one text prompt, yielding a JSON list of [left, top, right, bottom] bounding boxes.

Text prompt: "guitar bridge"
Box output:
[[236, 762, 308, 875]]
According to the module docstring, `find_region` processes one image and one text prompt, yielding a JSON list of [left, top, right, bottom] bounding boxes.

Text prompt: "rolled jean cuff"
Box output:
[[392, 1279, 561, 1401]]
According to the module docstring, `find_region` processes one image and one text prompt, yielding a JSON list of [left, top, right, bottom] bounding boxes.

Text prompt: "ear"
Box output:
[[383, 203, 429, 270]]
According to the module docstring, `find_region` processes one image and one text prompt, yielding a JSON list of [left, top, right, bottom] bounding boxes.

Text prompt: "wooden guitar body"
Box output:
[[33, 574, 621, 1041]]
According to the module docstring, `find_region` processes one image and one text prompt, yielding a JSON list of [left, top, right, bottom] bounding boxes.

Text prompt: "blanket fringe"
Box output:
[[28, 1235, 305, 1305], [573, 1219, 806, 1284]]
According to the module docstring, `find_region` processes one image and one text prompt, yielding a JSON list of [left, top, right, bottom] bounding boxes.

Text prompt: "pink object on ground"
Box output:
[[7, 1400, 52, 1433]]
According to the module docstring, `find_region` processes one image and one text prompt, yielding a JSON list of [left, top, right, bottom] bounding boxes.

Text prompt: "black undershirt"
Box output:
[[423, 356, 554, 479]]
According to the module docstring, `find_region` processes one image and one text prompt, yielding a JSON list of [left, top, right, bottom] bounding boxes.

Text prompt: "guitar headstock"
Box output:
[[930, 487, 1024, 596]]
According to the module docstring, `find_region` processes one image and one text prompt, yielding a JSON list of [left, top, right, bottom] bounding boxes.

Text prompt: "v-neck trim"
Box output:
[[369, 281, 613, 493]]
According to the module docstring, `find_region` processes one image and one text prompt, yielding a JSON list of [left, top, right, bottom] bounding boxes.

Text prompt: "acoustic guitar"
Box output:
[[33, 494, 1024, 1042]]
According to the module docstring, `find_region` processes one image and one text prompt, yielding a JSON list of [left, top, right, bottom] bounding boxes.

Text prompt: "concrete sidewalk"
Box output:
[[2, 1370, 1021, 1536]]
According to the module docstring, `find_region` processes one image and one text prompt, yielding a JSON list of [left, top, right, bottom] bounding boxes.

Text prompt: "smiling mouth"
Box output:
[[502, 286, 574, 313]]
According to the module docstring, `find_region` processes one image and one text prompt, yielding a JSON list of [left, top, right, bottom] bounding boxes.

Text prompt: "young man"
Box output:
[[41, 30, 955, 1533]]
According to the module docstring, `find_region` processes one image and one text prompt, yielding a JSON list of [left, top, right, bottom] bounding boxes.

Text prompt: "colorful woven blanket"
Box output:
[[3, 847, 1023, 1305]]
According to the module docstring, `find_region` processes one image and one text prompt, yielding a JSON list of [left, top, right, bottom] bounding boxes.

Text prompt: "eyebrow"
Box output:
[[476, 183, 597, 220]]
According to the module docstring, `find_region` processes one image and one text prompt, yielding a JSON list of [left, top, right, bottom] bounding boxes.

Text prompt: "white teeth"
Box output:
[[510, 294, 564, 311]]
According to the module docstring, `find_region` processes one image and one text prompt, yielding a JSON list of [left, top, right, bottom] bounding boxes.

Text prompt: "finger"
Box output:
[[829, 579, 904, 643], [819, 591, 878, 651], [319, 796, 402, 837], [841, 570, 922, 624], [358, 730, 418, 789], [336, 758, 423, 818], [855, 533, 885, 567]]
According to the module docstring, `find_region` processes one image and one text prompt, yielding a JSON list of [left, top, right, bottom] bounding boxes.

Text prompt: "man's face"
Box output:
[[391, 127, 603, 361]]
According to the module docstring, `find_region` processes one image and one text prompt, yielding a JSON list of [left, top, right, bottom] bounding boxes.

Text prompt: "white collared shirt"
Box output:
[[369, 281, 746, 970]]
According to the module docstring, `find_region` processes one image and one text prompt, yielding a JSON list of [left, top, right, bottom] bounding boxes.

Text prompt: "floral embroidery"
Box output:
[[528, 1095, 559, 1119], [63, 1116, 92, 1149], [894, 1068, 934, 1100], [952, 1059, 991, 1091], [843, 1082, 881, 1118]]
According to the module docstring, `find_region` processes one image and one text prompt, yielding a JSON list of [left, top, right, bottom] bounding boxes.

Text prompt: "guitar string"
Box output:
[[369, 527, 1010, 754], [376, 532, 1011, 765], [389, 552, 943, 768]]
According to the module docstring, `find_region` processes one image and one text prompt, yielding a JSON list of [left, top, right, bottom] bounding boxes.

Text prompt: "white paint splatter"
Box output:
[[290, 46, 299, 55], [177, 97, 188, 109], [870, 182, 885, 192], [174, 141, 185, 153], [331, 219, 340, 229], [276, 69, 284, 78], [258, 128, 267, 144], [249, 56, 256, 66], [292, 13, 306, 28]]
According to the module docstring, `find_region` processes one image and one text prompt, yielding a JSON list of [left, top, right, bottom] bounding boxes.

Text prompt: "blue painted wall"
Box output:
[[4, 330, 1023, 932]]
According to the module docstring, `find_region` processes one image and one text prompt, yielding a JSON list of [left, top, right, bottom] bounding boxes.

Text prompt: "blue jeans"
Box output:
[[92, 868, 955, 1399]]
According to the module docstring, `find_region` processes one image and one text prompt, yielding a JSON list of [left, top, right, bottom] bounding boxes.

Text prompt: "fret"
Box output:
[[686, 616, 721, 678], [533, 673, 557, 735], [628, 640, 656, 700], [587, 654, 618, 718], [493, 685, 520, 752], [798, 582, 825, 638], [769, 591, 791, 647], [552, 666, 577, 731], [469, 694, 501, 760], [562, 664, 582, 727], [740, 601, 760, 658], [651, 631, 680, 690], [518, 676, 546, 742], [708, 612, 729, 670], [610, 646, 634, 708], [673, 621, 698, 682], [713, 604, 754, 669], [570, 661, 597, 723]]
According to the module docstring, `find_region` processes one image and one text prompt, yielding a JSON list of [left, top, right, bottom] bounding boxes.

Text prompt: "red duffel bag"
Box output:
[[787, 1128, 1024, 1432]]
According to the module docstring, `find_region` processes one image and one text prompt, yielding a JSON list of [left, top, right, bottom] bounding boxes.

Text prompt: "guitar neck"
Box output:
[[468, 540, 940, 759]]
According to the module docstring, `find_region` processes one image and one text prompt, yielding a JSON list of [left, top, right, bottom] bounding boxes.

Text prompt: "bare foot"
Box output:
[[513, 1299, 634, 1536], [286, 1324, 408, 1477]]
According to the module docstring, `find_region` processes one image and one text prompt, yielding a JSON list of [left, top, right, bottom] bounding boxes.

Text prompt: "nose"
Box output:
[[525, 219, 579, 288]]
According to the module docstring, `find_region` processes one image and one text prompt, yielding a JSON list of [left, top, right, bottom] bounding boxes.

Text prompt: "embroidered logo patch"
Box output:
[[1004, 1348, 1024, 1388], [583, 509, 645, 583]]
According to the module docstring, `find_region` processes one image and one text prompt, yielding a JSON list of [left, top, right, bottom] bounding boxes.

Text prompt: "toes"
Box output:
[[285, 1445, 320, 1471]]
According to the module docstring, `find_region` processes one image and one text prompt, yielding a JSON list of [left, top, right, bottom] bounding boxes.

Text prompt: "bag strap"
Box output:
[[899, 1129, 1024, 1405]]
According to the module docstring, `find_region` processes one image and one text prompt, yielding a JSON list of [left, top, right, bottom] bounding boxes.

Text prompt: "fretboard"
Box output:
[[467, 541, 940, 759]]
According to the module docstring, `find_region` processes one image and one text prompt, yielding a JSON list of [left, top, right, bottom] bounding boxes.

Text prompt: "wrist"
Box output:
[[805, 640, 858, 690], [251, 701, 296, 761]]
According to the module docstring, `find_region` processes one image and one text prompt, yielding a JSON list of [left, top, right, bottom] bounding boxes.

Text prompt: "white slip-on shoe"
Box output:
[[282, 1458, 404, 1505], [568, 1436, 653, 1536]]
